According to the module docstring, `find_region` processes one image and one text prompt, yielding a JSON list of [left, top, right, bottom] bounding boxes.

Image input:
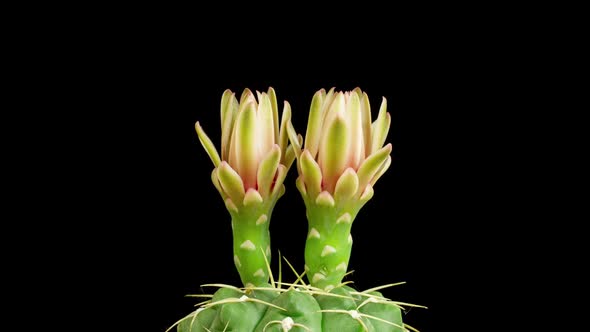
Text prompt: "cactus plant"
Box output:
[[169, 87, 423, 332]]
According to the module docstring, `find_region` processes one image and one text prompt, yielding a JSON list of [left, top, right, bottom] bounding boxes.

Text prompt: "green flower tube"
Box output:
[[196, 88, 296, 287], [288, 88, 393, 291]]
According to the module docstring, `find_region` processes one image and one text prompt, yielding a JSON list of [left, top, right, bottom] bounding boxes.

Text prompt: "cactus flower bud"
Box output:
[[196, 87, 295, 287], [288, 88, 392, 290]]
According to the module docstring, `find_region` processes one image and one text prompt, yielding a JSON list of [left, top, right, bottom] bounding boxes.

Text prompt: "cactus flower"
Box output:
[[288, 87, 392, 290], [196, 87, 295, 287]]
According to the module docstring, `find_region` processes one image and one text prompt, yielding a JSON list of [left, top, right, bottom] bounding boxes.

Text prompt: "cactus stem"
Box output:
[[232, 211, 273, 286]]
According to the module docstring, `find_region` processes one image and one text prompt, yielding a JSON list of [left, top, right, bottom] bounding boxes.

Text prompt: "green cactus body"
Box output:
[[177, 284, 405, 332]]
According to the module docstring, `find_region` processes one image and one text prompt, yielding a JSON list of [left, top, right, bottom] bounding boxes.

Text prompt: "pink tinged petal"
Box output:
[[243, 188, 263, 206], [228, 109, 239, 167], [315, 191, 335, 207], [347, 91, 363, 170], [356, 143, 392, 195], [211, 168, 226, 199], [221, 93, 238, 161], [318, 110, 349, 194], [267, 87, 280, 144], [220, 89, 233, 112], [195, 122, 221, 167], [334, 168, 359, 202], [257, 144, 281, 198], [220, 89, 233, 135], [343, 91, 350, 102], [217, 161, 246, 206], [271, 164, 288, 198], [240, 88, 256, 105], [257, 92, 275, 157], [304, 89, 326, 159], [227, 96, 247, 168], [278, 101, 292, 157], [360, 92, 372, 159], [321, 91, 345, 134], [371, 155, 392, 186], [371, 97, 391, 154], [234, 102, 258, 189], [300, 150, 322, 199], [319, 87, 337, 128]]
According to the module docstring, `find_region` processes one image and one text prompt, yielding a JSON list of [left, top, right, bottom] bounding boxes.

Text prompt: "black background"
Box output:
[[44, 9, 507, 331], [106, 65, 464, 331]]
